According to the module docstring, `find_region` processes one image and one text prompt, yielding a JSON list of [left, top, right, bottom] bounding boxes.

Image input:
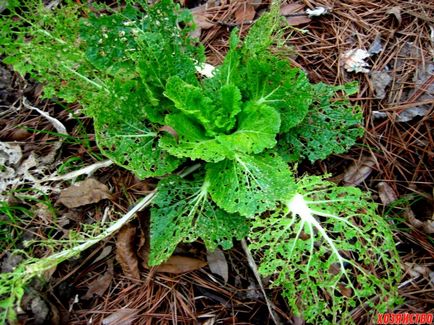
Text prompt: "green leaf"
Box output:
[[159, 113, 231, 162], [149, 175, 248, 265], [216, 101, 281, 154], [160, 101, 280, 161], [249, 175, 401, 323], [241, 5, 282, 57], [79, 4, 142, 74], [164, 76, 217, 135], [206, 152, 295, 216], [242, 56, 312, 132], [90, 80, 182, 178], [165, 77, 243, 135], [278, 82, 364, 162], [212, 84, 242, 131]]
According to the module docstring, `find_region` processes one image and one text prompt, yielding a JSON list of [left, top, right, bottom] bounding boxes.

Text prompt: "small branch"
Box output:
[[218, 12, 308, 27], [241, 239, 281, 325], [43, 159, 113, 182], [22, 97, 67, 136]]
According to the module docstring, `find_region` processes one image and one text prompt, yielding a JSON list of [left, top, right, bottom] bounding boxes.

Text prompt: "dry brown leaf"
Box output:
[[152, 255, 207, 274], [404, 262, 430, 278], [337, 283, 352, 298], [342, 157, 376, 186], [102, 308, 139, 325], [116, 225, 141, 280], [83, 260, 113, 299], [280, 3, 304, 16], [207, 248, 228, 283], [377, 182, 398, 206], [280, 3, 311, 26], [93, 246, 113, 265], [234, 3, 256, 24], [404, 207, 434, 234], [57, 178, 111, 209], [192, 5, 215, 30]]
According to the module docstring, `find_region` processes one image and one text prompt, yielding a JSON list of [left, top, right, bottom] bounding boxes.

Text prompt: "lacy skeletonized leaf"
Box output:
[[149, 175, 248, 266], [278, 82, 363, 162], [242, 56, 312, 132], [216, 102, 281, 154], [1, 3, 99, 103], [249, 175, 401, 323], [206, 152, 295, 216], [91, 80, 182, 178]]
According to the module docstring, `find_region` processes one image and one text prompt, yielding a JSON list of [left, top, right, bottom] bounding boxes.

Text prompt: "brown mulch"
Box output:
[[1, 0, 433, 324]]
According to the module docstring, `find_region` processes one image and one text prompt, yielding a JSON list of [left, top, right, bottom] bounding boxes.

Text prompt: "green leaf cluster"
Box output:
[[2, 1, 401, 323]]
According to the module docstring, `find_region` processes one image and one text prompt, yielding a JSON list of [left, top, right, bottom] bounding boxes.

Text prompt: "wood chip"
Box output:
[[57, 178, 111, 208]]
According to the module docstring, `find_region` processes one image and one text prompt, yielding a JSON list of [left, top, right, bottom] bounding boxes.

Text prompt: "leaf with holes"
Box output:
[[278, 82, 363, 162], [206, 152, 295, 216], [90, 79, 182, 178], [149, 175, 248, 266], [249, 175, 401, 323]]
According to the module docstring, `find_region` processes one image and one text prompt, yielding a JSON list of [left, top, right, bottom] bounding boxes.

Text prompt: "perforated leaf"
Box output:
[[91, 80, 182, 178], [249, 175, 401, 323], [278, 82, 363, 162], [1, 3, 98, 103], [206, 152, 295, 216], [149, 175, 248, 266]]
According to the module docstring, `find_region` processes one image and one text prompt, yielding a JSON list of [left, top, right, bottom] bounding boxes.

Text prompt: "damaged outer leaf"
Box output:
[[249, 175, 401, 323], [207, 152, 296, 217], [116, 225, 140, 280], [278, 82, 363, 163], [57, 178, 111, 209], [149, 175, 248, 266]]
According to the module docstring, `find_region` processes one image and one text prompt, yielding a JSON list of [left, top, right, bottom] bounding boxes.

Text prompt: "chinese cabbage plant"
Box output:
[[1, 0, 401, 323]]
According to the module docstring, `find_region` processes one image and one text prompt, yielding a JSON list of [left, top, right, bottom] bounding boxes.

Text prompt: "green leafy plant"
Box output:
[[1, 0, 401, 323]]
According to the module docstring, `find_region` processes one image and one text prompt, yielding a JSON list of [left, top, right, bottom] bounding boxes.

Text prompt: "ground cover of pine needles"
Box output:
[[0, 0, 433, 324]]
